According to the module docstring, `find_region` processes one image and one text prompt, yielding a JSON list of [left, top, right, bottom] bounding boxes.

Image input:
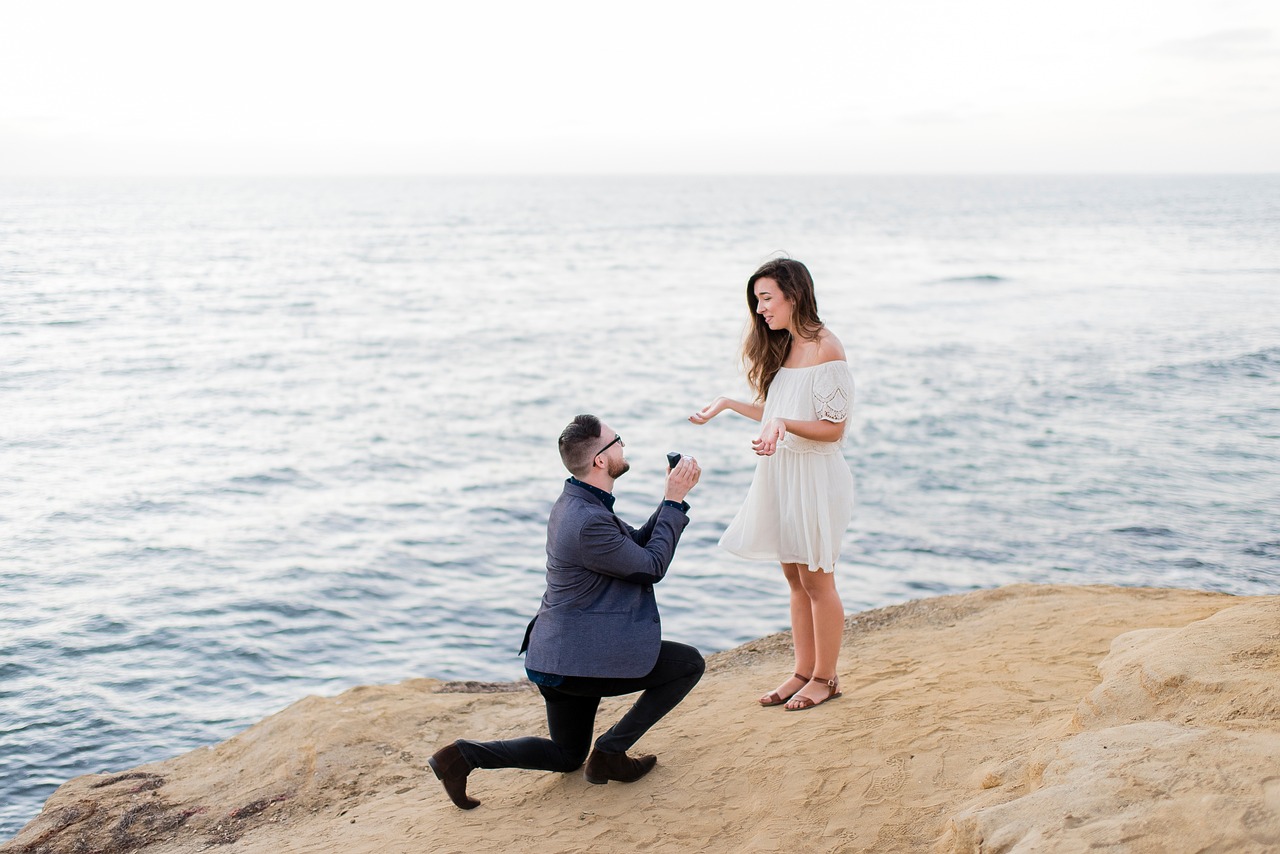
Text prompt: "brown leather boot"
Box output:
[[428, 742, 480, 810], [583, 749, 657, 784]]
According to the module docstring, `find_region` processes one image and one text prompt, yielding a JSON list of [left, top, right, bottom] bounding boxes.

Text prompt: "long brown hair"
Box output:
[[743, 258, 824, 402]]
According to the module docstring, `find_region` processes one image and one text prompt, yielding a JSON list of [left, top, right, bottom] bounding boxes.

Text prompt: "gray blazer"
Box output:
[[522, 480, 689, 679]]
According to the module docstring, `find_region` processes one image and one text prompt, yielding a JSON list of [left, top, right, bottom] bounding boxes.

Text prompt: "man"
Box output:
[[428, 414, 704, 810]]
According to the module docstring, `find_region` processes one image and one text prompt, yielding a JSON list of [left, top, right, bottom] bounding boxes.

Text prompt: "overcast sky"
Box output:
[[1, 0, 1277, 175]]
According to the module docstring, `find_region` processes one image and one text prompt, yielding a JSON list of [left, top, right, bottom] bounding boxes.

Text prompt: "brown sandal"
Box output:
[[759, 672, 811, 707], [784, 676, 842, 711]]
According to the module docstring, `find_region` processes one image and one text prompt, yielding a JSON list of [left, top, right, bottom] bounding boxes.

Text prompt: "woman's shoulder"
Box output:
[[783, 327, 847, 370], [814, 328, 846, 363]]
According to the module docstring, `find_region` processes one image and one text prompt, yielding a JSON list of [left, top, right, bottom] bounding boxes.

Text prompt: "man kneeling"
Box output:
[[428, 414, 705, 809]]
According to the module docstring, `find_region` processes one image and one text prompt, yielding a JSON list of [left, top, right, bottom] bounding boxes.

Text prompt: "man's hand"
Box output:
[[664, 455, 701, 503]]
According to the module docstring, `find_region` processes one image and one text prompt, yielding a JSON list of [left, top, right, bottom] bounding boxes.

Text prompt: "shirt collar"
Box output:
[[567, 476, 616, 512]]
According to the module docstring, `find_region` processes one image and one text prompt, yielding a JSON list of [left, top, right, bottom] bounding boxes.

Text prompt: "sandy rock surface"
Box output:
[[6, 584, 1278, 853]]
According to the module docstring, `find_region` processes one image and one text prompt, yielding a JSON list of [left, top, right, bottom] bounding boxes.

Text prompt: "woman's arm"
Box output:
[[689, 396, 764, 424], [752, 416, 845, 455], [782, 417, 845, 442]]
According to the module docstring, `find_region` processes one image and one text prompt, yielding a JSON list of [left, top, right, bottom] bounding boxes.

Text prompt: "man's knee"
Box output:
[[675, 647, 707, 685], [648, 641, 705, 691], [551, 746, 589, 773]]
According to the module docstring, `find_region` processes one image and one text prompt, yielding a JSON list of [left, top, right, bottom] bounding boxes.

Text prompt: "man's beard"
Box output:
[[607, 457, 630, 479]]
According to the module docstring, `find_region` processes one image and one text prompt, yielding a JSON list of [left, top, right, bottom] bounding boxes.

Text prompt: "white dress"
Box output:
[[719, 360, 854, 573]]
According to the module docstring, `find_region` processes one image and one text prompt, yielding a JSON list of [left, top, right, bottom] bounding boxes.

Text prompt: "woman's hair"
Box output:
[[558, 413, 603, 476], [743, 258, 823, 401]]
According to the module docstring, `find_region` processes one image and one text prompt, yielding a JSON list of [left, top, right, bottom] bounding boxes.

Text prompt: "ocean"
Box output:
[[2, 174, 1278, 836]]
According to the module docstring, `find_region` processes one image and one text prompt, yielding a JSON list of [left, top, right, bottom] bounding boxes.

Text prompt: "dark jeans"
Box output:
[[456, 640, 705, 772]]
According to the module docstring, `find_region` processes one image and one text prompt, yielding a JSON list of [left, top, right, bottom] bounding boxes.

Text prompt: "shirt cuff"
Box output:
[[662, 499, 690, 513]]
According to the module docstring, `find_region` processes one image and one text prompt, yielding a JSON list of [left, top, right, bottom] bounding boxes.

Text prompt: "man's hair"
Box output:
[[559, 414, 603, 476]]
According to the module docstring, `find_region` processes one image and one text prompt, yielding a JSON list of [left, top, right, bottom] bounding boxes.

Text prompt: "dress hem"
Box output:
[[719, 544, 837, 573]]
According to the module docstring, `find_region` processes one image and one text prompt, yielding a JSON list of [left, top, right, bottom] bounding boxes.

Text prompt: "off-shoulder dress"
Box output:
[[719, 359, 854, 573]]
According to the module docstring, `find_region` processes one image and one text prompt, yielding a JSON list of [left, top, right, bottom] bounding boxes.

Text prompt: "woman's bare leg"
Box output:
[[759, 563, 815, 704], [785, 567, 843, 708]]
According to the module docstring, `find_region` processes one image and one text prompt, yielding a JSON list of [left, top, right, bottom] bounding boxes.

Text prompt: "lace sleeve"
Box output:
[[812, 360, 853, 422]]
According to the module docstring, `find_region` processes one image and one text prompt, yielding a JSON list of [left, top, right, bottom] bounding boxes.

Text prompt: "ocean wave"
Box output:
[[928, 274, 1009, 284], [1113, 526, 1177, 538], [225, 468, 324, 491], [1149, 347, 1280, 382], [1244, 542, 1280, 559]]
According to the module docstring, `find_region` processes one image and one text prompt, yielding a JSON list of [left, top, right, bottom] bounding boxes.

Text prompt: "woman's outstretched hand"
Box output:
[[689, 397, 728, 425], [751, 418, 786, 456]]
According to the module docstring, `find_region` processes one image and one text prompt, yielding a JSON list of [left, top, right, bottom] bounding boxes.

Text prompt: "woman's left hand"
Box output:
[[751, 418, 786, 456]]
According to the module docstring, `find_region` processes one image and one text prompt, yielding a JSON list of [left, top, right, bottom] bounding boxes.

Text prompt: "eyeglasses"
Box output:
[[595, 434, 623, 456]]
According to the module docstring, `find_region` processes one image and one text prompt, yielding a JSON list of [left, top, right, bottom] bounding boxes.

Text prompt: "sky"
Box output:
[[1, 0, 1277, 175]]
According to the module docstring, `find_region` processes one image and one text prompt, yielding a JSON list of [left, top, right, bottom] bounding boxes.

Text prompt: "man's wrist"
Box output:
[[662, 498, 690, 512]]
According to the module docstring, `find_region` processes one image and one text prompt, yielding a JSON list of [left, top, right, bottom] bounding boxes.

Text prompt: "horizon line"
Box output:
[[2, 170, 1278, 180]]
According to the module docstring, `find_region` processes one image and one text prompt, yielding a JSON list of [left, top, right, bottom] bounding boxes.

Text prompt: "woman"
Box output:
[[691, 258, 854, 711]]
